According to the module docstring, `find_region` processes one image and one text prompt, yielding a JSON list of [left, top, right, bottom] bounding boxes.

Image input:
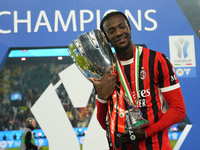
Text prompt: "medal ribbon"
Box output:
[[108, 90, 117, 150], [107, 45, 140, 150], [117, 83, 125, 133], [113, 45, 140, 106]]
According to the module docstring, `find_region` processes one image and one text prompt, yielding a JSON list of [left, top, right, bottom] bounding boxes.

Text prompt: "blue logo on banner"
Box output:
[[175, 67, 196, 77], [182, 41, 189, 58], [174, 38, 189, 59]]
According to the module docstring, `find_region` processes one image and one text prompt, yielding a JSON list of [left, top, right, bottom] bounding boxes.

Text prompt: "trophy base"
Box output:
[[133, 119, 150, 129], [125, 119, 150, 133]]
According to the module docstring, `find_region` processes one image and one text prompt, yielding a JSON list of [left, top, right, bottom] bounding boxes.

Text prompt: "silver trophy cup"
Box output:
[[68, 30, 114, 80], [68, 30, 149, 131]]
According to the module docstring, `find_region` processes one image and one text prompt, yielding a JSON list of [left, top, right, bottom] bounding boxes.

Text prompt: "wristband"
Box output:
[[96, 95, 108, 104]]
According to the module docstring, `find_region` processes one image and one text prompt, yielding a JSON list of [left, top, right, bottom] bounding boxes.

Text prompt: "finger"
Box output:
[[103, 67, 113, 78], [89, 77, 97, 85], [110, 73, 117, 80], [89, 77, 102, 82], [107, 74, 117, 85], [102, 71, 110, 79]]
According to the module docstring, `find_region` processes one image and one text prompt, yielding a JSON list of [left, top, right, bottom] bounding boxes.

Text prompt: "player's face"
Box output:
[[31, 119, 36, 128], [103, 15, 132, 52]]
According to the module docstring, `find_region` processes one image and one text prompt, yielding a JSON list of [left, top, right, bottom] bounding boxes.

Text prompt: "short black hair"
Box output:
[[100, 11, 131, 34]]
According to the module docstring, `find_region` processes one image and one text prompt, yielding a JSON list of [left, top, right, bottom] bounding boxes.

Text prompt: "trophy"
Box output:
[[68, 30, 149, 131]]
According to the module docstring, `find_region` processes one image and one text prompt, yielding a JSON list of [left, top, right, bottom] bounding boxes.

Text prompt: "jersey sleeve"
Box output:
[[144, 54, 186, 138], [96, 95, 108, 130], [144, 88, 186, 138], [157, 54, 180, 91]]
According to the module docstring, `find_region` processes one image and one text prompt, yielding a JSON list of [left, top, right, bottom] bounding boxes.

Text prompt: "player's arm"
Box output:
[[144, 86, 186, 138], [96, 96, 108, 130], [144, 53, 186, 138], [89, 70, 117, 130]]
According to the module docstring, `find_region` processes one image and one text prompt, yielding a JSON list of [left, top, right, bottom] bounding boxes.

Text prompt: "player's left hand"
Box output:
[[134, 129, 146, 141]]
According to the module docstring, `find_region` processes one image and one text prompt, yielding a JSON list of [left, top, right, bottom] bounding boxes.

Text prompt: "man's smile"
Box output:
[[116, 37, 126, 43]]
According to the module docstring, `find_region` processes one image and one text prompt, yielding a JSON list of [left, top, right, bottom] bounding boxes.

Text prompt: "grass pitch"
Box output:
[[7, 146, 49, 150], [7, 141, 176, 150]]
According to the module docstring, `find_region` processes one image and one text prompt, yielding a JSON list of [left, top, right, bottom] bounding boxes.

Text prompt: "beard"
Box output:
[[114, 39, 131, 52]]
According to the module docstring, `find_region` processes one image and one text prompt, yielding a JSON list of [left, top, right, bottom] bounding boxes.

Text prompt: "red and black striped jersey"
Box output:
[[121, 46, 180, 150], [96, 46, 186, 150], [121, 46, 179, 121]]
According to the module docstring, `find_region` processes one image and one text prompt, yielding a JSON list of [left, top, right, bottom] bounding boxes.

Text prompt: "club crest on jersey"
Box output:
[[140, 70, 146, 80]]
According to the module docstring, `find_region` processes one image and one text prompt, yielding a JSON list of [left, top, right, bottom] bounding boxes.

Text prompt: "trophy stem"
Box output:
[[116, 86, 150, 131]]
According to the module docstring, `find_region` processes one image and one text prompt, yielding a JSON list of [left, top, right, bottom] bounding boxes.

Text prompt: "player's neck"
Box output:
[[116, 42, 134, 60]]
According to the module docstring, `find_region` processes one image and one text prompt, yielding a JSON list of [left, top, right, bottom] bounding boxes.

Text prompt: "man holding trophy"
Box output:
[[68, 11, 186, 150]]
